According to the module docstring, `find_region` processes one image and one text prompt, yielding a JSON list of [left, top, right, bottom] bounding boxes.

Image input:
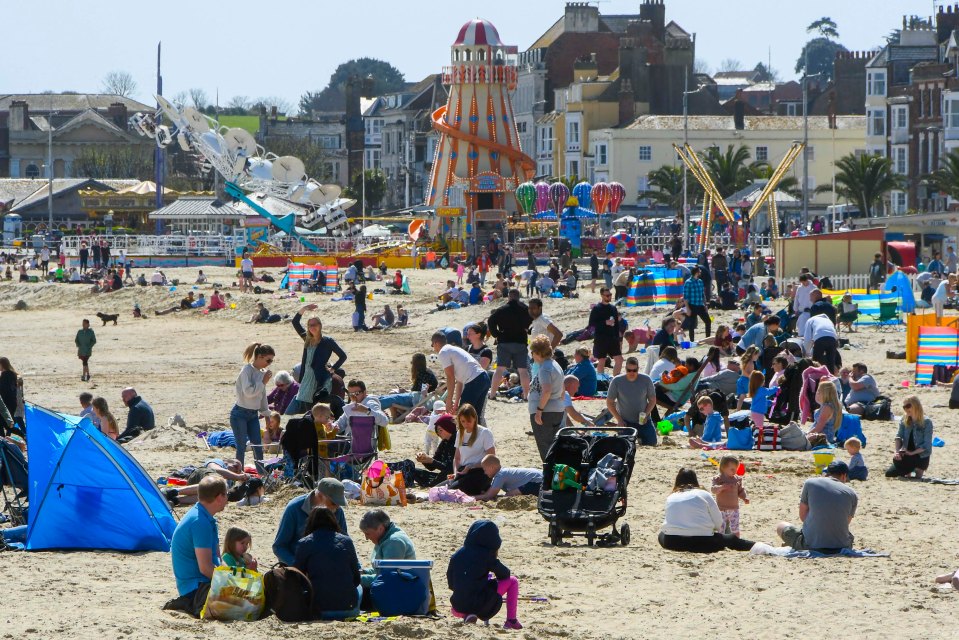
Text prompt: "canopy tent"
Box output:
[[883, 270, 916, 313], [25, 404, 176, 551], [822, 288, 910, 326], [626, 268, 683, 308]]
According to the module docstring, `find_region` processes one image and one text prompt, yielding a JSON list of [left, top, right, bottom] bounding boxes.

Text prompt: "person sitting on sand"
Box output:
[[358, 510, 417, 589], [195, 270, 208, 284], [150, 268, 166, 286], [155, 292, 196, 316], [776, 460, 857, 552], [273, 478, 350, 565], [208, 290, 226, 311], [395, 304, 409, 327], [370, 304, 395, 330], [412, 414, 457, 487]]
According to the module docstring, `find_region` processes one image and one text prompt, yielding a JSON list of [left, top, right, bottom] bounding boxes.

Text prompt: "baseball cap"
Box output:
[[824, 460, 849, 476], [317, 477, 347, 507]]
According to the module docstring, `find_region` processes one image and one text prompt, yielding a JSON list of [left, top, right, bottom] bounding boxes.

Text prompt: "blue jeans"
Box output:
[[378, 392, 418, 410], [230, 405, 263, 464], [460, 372, 491, 417], [626, 419, 657, 446], [318, 585, 363, 620]]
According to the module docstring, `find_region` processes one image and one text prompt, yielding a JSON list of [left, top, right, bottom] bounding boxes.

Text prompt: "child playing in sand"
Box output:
[[845, 437, 868, 481], [474, 455, 543, 501], [711, 455, 749, 536], [748, 370, 774, 429], [447, 519, 523, 630], [699, 395, 724, 444], [263, 411, 283, 454], [736, 346, 760, 410], [222, 527, 258, 571]]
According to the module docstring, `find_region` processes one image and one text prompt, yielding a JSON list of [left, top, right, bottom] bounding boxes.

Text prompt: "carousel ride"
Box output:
[[130, 96, 356, 253]]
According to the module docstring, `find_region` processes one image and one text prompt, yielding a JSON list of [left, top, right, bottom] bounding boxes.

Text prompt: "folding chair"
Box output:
[[279, 415, 320, 490], [0, 438, 28, 526], [389, 387, 448, 425], [656, 359, 709, 417], [868, 300, 900, 332], [643, 345, 661, 376], [319, 415, 379, 481]]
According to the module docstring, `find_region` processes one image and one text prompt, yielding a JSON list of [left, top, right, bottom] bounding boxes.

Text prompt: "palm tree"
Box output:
[[640, 165, 695, 213], [753, 164, 802, 199], [832, 153, 902, 218], [925, 149, 959, 200], [699, 144, 755, 197]]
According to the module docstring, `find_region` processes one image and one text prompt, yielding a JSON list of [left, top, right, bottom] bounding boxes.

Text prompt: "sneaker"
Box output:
[[504, 619, 523, 630], [464, 614, 478, 625]]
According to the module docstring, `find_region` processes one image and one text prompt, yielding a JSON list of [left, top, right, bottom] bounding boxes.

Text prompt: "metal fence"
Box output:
[[59, 234, 244, 257]]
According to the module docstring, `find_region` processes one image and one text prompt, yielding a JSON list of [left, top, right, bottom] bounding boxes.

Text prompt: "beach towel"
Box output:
[[207, 431, 237, 448], [750, 544, 890, 558], [428, 486, 474, 503]]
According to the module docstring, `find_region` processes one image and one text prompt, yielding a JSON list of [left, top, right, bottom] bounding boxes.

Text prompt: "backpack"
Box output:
[[862, 396, 892, 421], [779, 422, 810, 451], [551, 464, 582, 491], [262, 564, 313, 622]]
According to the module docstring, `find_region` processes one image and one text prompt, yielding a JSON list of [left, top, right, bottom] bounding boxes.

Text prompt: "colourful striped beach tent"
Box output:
[[821, 290, 902, 327], [284, 263, 314, 288], [319, 265, 339, 293], [915, 325, 959, 385], [626, 268, 683, 308]]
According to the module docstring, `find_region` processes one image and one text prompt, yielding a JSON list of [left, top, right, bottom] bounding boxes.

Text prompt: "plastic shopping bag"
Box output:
[[201, 565, 266, 621]]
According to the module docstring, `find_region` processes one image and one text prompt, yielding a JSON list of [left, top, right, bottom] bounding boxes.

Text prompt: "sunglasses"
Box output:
[[625, 368, 639, 373], [349, 391, 363, 397]]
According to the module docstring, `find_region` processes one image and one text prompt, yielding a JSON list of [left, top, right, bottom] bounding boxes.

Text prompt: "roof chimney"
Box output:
[[733, 101, 745, 130], [106, 102, 128, 129], [618, 79, 635, 126], [8, 100, 28, 132]]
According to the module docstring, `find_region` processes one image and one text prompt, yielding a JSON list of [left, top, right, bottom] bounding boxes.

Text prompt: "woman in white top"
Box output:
[[231, 342, 274, 465], [659, 467, 757, 553], [452, 404, 495, 495]]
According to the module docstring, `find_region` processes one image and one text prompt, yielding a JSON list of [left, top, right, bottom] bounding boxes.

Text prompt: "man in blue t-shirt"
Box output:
[[163, 476, 227, 617]]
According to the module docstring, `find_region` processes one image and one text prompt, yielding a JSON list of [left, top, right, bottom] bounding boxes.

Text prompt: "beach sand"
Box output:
[[1, 265, 957, 640]]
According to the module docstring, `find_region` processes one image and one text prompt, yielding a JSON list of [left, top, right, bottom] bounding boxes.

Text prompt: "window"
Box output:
[[567, 121, 580, 145], [567, 160, 579, 178], [639, 145, 652, 161], [867, 71, 886, 96], [893, 146, 907, 174], [596, 143, 607, 165], [516, 121, 526, 133], [869, 109, 885, 136], [892, 191, 907, 214], [316, 135, 340, 149], [25, 163, 40, 178], [949, 98, 959, 128], [786, 103, 799, 116], [893, 106, 908, 129], [638, 175, 649, 196], [755, 146, 768, 162]]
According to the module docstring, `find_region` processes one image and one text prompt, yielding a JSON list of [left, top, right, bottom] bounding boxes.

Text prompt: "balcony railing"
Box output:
[[441, 65, 517, 88]]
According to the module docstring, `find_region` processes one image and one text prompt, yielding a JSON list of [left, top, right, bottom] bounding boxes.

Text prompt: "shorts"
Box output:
[[78, 355, 90, 364], [496, 342, 529, 370], [242, 271, 254, 280], [720, 509, 740, 534], [592, 334, 622, 359]]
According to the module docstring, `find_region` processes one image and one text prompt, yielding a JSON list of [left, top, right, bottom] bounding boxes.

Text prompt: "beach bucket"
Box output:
[[656, 420, 673, 435], [812, 448, 835, 474]]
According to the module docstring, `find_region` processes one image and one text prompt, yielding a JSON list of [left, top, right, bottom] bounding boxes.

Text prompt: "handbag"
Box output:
[[360, 462, 407, 506], [201, 566, 266, 621], [779, 422, 810, 451]]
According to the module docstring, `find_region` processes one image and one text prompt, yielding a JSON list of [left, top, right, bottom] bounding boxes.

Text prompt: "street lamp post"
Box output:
[[801, 51, 826, 228], [682, 68, 707, 252]]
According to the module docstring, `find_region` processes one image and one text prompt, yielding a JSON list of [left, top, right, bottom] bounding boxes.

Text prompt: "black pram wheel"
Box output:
[[586, 525, 596, 547], [549, 524, 561, 546], [620, 523, 630, 546]]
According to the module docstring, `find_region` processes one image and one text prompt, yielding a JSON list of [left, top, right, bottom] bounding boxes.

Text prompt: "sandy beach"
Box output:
[[1, 264, 958, 640]]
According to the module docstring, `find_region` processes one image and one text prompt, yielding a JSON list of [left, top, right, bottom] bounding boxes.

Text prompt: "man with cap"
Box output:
[[358, 509, 417, 588], [273, 477, 349, 564], [776, 460, 858, 552]]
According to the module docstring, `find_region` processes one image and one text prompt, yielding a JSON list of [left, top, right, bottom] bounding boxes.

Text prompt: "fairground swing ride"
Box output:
[[673, 142, 803, 255], [130, 96, 355, 253]]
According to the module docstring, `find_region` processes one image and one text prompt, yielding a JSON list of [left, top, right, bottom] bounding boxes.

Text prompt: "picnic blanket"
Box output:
[[750, 543, 890, 558]]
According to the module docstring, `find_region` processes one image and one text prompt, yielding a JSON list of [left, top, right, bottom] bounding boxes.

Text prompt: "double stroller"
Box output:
[[537, 427, 637, 547]]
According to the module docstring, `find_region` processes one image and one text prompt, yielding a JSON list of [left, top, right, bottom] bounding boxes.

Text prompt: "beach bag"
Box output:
[[756, 426, 781, 451], [360, 462, 407, 506], [201, 566, 266, 621], [263, 564, 313, 622], [726, 427, 754, 451], [370, 569, 430, 617], [836, 414, 867, 447], [551, 464, 582, 490], [779, 422, 810, 451]]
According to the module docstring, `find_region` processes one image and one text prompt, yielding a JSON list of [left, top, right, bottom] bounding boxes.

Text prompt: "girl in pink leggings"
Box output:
[[447, 519, 522, 630]]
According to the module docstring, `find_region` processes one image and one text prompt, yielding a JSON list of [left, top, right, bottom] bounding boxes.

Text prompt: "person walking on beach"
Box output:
[[75, 319, 96, 382]]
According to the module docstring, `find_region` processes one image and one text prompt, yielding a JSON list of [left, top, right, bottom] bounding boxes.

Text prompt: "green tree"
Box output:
[[807, 17, 839, 39], [640, 165, 695, 213], [925, 149, 959, 200], [832, 153, 902, 218], [300, 58, 406, 115], [796, 17, 845, 81], [344, 169, 387, 213], [699, 144, 756, 197]]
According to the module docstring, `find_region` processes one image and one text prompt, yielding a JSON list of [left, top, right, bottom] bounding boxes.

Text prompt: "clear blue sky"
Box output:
[[3, 0, 940, 110]]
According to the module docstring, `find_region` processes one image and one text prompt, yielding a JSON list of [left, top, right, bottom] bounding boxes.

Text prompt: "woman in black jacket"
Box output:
[[413, 414, 456, 487], [0, 358, 19, 436], [287, 304, 347, 415], [447, 520, 522, 629], [294, 507, 361, 619]]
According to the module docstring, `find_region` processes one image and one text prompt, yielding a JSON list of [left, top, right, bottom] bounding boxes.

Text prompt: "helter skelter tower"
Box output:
[[427, 18, 535, 251]]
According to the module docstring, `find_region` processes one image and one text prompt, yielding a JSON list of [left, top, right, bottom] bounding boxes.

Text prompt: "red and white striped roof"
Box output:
[[453, 18, 503, 47]]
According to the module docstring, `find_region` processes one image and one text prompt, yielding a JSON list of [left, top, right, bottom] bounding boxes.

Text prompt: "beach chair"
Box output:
[[868, 300, 900, 332], [643, 345, 661, 376], [318, 416, 378, 481], [656, 360, 708, 417], [389, 387, 448, 425], [0, 438, 28, 526]]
